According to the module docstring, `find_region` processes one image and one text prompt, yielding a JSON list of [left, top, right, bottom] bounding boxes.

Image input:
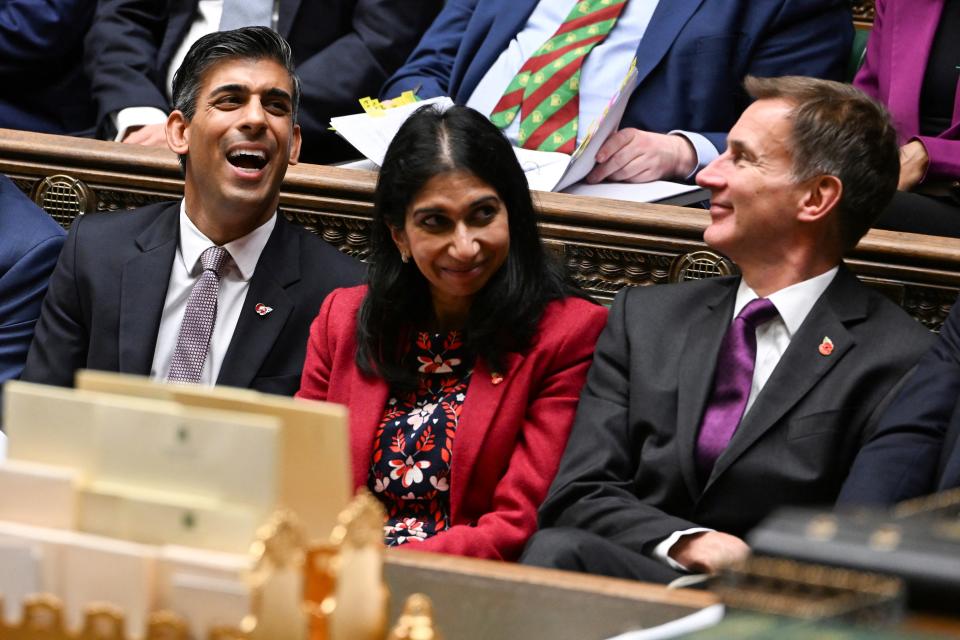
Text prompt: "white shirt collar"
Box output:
[[178, 201, 276, 281], [733, 266, 840, 337]]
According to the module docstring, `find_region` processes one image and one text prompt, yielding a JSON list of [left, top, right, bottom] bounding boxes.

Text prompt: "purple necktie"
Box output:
[[695, 298, 779, 477], [167, 246, 229, 384]]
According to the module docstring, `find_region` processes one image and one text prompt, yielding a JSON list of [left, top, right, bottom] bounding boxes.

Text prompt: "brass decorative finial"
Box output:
[[387, 594, 443, 640]]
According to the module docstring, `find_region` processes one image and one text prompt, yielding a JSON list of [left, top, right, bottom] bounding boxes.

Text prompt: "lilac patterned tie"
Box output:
[[167, 246, 229, 384], [695, 298, 779, 477]]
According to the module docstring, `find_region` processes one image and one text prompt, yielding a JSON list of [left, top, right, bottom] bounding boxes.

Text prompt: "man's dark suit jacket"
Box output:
[[21, 202, 363, 396], [83, 0, 442, 163], [539, 267, 933, 555], [839, 294, 960, 505], [0, 0, 96, 134]]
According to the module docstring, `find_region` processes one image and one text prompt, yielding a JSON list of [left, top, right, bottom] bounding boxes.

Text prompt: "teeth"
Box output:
[[229, 149, 266, 160]]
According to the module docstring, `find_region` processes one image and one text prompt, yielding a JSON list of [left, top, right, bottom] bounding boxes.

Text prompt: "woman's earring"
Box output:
[[400, 250, 410, 264]]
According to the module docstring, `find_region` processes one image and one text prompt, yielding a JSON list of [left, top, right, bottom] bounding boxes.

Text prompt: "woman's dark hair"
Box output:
[[357, 105, 589, 388]]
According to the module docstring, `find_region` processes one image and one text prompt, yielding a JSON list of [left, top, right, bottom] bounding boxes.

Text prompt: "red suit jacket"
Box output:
[[854, 0, 960, 181], [297, 286, 607, 560]]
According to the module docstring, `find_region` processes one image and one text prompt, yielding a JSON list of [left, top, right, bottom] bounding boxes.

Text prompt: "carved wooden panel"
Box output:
[[2, 128, 957, 333]]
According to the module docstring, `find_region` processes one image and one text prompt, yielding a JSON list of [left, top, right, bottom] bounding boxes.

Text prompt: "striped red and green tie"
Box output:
[[489, 0, 629, 154]]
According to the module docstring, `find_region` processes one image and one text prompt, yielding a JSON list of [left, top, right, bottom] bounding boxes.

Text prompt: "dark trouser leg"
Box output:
[[520, 527, 683, 584], [874, 191, 960, 238]]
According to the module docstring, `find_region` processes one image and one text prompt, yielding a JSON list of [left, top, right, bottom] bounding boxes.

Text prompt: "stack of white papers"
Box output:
[[331, 65, 703, 204]]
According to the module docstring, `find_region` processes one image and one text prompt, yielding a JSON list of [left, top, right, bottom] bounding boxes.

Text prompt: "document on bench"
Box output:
[[562, 181, 709, 206], [604, 603, 725, 640], [332, 65, 635, 193], [330, 96, 456, 166], [331, 61, 702, 203]]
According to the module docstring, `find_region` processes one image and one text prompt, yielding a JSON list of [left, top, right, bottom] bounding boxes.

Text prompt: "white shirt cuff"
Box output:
[[112, 107, 169, 142], [652, 527, 714, 572], [668, 130, 719, 180]]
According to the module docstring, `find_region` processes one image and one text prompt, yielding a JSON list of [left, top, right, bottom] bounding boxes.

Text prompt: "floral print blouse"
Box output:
[[368, 330, 474, 546]]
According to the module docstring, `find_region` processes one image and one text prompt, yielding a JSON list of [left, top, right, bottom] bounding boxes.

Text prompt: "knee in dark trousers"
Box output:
[[521, 528, 683, 584], [521, 527, 593, 571]]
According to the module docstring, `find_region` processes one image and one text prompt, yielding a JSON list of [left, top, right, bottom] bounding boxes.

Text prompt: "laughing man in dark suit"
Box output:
[[522, 76, 934, 583], [22, 27, 362, 396]]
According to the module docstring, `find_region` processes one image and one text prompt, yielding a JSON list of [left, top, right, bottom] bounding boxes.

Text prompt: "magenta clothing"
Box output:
[[854, 0, 960, 181]]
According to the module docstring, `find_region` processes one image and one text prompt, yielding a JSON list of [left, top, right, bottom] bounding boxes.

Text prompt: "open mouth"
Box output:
[[227, 149, 268, 172]]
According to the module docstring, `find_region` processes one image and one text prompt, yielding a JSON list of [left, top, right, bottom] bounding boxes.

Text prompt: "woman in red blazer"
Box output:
[[855, 0, 960, 236], [297, 106, 607, 561]]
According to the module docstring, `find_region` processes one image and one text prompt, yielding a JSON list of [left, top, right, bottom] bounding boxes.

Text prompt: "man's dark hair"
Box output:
[[744, 75, 899, 250], [357, 105, 591, 389], [172, 26, 301, 123]]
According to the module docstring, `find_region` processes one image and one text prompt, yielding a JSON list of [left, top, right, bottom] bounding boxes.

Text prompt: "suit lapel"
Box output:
[[119, 204, 180, 375], [217, 215, 297, 388], [161, 0, 200, 70], [450, 352, 524, 517], [887, 0, 943, 136], [458, 1, 542, 99], [349, 368, 391, 491], [277, 0, 303, 38], [632, 0, 704, 87], [674, 281, 737, 501], [704, 268, 865, 490]]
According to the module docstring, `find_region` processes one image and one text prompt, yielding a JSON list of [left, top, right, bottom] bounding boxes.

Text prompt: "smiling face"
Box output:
[[166, 56, 301, 243], [390, 170, 511, 329], [696, 98, 808, 267]]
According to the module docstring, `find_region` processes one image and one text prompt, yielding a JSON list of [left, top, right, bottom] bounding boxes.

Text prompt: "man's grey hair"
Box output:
[[744, 75, 899, 250]]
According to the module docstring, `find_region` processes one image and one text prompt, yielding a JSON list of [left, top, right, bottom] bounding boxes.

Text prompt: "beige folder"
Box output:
[[4, 381, 281, 511], [75, 370, 352, 541], [0, 460, 79, 530], [79, 482, 265, 553]]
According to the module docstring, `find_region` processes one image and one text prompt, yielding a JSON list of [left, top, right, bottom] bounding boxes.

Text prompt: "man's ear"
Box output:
[[166, 110, 190, 156], [288, 123, 302, 166], [797, 174, 843, 223]]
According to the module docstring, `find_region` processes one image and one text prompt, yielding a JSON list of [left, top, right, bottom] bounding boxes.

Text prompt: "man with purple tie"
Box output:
[[521, 76, 933, 582]]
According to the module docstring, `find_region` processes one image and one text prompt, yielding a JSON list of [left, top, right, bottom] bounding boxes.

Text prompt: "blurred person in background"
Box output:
[[855, 0, 960, 237]]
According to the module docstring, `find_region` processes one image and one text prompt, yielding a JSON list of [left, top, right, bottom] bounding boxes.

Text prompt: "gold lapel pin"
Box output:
[[819, 336, 834, 356]]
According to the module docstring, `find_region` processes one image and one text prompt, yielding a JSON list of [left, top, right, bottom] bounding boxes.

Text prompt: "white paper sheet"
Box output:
[[329, 97, 454, 166], [562, 181, 708, 205], [331, 63, 697, 204], [553, 63, 640, 191], [0, 542, 41, 623], [604, 604, 725, 640]]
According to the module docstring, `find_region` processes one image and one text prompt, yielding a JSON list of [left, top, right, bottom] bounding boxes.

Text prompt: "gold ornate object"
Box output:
[[668, 250, 737, 284], [386, 594, 443, 640], [244, 509, 309, 640], [15, 594, 70, 640], [206, 626, 249, 640], [305, 490, 389, 640], [78, 604, 124, 640], [30, 174, 96, 228], [145, 610, 189, 640]]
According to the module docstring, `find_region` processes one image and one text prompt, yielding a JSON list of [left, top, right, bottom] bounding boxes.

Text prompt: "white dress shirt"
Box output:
[[464, 0, 717, 173], [113, 0, 279, 141], [653, 266, 840, 571], [150, 203, 276, 385]]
